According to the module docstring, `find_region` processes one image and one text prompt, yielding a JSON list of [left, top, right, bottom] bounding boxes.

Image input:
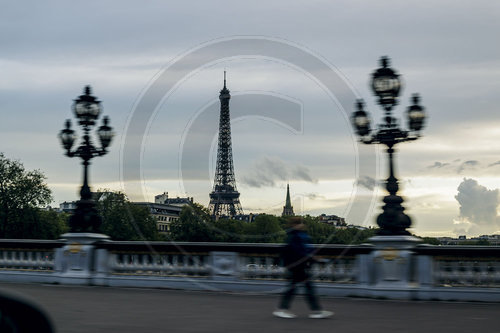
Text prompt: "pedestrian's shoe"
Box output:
[[273, 309, 297, 319], [308, 310, 334, 319]]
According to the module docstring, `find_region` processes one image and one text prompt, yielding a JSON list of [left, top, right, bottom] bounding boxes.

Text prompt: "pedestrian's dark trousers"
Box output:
[[279, 269, 321, 311]]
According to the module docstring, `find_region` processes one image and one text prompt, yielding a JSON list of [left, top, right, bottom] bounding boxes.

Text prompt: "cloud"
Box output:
[[453, 178, 500, 235], [240, 156, 317, 188], [427, 161, 450, 169], [356, 175, 377, 191], [457, 160, 479, 173], [425, 159, 482, 174], [303, 193, 326, 201], [488, 161, 500, 168]]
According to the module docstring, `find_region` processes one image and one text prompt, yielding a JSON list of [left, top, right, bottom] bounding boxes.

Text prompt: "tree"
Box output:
[[211, 218, 247, 242], [421, 237, 441, 245], [0, 153, 52, 238], [169, 204, 213, 242], [25, 209, 70, 239], [96, 191, 159, 241], [247, 214, 285, 243]]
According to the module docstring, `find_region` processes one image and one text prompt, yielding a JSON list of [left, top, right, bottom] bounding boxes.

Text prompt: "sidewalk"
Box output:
[[1, 282, 499, 333]]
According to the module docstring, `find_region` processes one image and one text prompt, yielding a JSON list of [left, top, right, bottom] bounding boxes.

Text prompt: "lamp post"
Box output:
[[351, 57, 426, 236], [58, 86, 114, 233]]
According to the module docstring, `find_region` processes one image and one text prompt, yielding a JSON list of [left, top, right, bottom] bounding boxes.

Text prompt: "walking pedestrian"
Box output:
[[273, 217, 333, 319]]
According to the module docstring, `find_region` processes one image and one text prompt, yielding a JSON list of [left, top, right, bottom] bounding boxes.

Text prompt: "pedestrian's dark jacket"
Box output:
[[282, 229, 314, 275]]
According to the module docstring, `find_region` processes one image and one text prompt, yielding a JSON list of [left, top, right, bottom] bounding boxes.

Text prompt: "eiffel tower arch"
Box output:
[[208, 72, 243, 218]]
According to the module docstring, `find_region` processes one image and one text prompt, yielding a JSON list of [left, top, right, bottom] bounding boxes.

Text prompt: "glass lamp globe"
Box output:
[[407, 94, 426, 132], [352, 100, 371, 136], [97, 116, 114, 149], [371, 56, 402, 109], [73, 86, 102, 126], [59, 119, 76, 151]]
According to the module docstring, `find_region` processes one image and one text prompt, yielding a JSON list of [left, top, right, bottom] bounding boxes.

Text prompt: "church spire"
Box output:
[[282, 183, 295, 217]]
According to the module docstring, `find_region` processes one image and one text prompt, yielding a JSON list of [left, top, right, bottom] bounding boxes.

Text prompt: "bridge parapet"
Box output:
[[0, 238, 498, 301], [414, 245, 500, 288]]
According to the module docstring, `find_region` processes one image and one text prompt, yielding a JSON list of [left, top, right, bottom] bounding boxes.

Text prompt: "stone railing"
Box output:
[[94, 241, 371, 284], [0, 239, 65, 284], [0, 234, 498, 301], [414, 245, 500, 288], [0, 240, 64, 271]]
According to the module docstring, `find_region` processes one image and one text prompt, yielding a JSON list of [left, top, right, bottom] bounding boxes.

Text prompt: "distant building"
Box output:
[[318, 214, 346, 227], [133, 202, 183, 233], [154, 192, 193, 207], [59, 192, 115, 213], [281, 184, 295, 217], [471, 234, 500, 245], [59, 201, 77, 213], [437, 234, 500, 245]]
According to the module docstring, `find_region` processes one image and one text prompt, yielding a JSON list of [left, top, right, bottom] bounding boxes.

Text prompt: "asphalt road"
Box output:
[[1, 282, 499, 333]]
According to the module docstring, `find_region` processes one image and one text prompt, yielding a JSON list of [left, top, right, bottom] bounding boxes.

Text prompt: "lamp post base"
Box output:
[[369, 235, 421, 288], [55, 233, 110, 285], [376, 193, 412, 235]]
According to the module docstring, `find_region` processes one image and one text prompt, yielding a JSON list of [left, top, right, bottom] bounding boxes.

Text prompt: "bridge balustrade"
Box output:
[[0, 238, 498, 301]]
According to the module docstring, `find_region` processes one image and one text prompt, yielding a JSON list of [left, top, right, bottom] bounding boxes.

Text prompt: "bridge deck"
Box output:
[[1, 282, 499, 333]]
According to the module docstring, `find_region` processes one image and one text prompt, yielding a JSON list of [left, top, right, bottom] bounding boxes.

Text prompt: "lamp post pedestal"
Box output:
[[369, 235, 421, 294], [55, 233, 110, 285]]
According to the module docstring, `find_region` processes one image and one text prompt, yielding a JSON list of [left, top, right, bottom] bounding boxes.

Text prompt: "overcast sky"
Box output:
[[1, 0, 499, 237]]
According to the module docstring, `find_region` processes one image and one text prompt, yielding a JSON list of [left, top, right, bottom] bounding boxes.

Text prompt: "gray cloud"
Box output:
[[488, 161, 500, 168], [303, 193, 327, 201], [427, 161, 450, 169], [356, 175, 378, 191], [241, 156, 317, 188], [454, 178, 500, 234], [457, 160, 479, 173], [425, 159, 482, 174]]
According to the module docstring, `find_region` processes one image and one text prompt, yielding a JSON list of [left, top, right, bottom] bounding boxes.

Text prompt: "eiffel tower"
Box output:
[[208, 72, 243, 218]]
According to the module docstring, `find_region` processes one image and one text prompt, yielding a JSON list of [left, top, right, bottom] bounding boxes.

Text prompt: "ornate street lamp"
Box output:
[[58, 86, 114, 233], [351, 57, 426, 235]]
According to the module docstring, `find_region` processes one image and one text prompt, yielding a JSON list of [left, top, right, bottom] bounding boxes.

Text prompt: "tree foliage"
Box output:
[[96, 191, 159, 241], [420, 237, 441, 245], [211, 218, 247, 242], [169, 208, 374, 245], [0, 153, 53, 238], [245, 214, 286, 243], [169, 204, 213, 242]]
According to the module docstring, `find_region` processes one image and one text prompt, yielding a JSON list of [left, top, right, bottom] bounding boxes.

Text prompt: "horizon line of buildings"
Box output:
[[52, 186, 351, 234], [51, 191, 500, 240]]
